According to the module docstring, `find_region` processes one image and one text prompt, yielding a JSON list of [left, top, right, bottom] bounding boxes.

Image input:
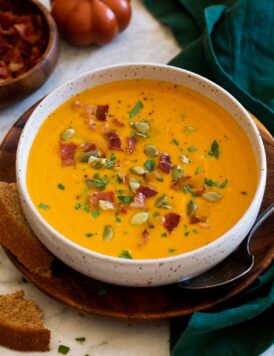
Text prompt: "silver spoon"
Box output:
[[179, 203, 274, 290]]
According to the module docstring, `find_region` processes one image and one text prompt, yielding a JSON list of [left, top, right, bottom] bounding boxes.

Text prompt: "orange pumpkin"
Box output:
[[51, 0, 132, 46]]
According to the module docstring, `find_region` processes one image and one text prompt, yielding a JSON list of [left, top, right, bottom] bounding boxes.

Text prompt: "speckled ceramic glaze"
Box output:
[[16, 64, 267, 287]]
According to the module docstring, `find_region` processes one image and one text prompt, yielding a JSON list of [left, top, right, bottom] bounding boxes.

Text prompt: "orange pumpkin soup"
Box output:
[[27, 80, 257, 259]]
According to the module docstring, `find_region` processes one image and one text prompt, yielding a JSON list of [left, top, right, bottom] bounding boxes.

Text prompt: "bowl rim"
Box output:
[[0, 0, 58, 87], [16, 63, 267, 265]]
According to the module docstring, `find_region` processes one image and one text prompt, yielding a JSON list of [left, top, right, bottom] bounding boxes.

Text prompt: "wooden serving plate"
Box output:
[[0, 103, 273, 320]]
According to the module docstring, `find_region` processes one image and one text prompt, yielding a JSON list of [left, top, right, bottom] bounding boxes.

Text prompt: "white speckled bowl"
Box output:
[[16, 64, 267, 287]]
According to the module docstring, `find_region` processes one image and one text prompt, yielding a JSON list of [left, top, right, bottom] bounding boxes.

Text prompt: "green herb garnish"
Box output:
[[107, 153, 116, 169], [188, 146, 198, 152], [75, 337, 86, 343], [168, 248, 176, 253], [119, 250, 133, 259], [171, 139, 179, 146], [74, 203, 81, 210], [161, 232, 168, 238], [195, 166, 202, 175], [115, 216, 122, 223], [118, 196, 133, 204], [85, 233, 94, 238], [208, 140, 220, 159], [204, 178, 228, 189], [58, 345, 70, 355], [39, 203, 49, 210], [192, 229, 199, 234], [153, 211, 160, 217], [90, 174, 109, 190], [129, 100, 144, 119], [116, 174, 123, 184], [91, 208, 100, 219], [57, 183, 65, 190], [144, 159, 155, 172]]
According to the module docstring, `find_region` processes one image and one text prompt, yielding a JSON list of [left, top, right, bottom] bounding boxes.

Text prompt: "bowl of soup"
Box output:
[[16, 64, 267, 287]]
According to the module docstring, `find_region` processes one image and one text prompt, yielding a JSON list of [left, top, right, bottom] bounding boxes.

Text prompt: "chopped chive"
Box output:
[[74, 203, 81, 210], [75, 337, 86, 343], [153, 211, 160, 217], [161, 232, 167, 238], [91, 208, 100, 219], [116, 174, 123, 184], [39, 203, 49, 210], [171, 138, 179, 146], [188, 146, 198, 152], [119, 250, 133, 259], [115, 216, 122, 223], [144, 159, 155, 172], [208, 140, 220, 159], [156, 176, 164, 182], [195, 166, 201, 175], [129, 100, 144, 119], [85, 233, 94, 238], [97, 288, 108, 296], [57, 183, 65, 190], [192, 229, 199, 234], [118, 196, 133, 204], [204, 178, 228, 189], [107, 153, 116, 169], [58, 345, 70, 354], [168, 248, 176, 253]]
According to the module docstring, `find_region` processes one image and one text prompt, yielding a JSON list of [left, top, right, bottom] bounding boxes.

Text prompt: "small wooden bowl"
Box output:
[[0, 0, 59, 108]]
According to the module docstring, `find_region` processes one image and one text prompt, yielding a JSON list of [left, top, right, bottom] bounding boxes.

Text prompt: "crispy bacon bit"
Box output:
[[189, 216, 209, 226], [163, 213, 181, 232], [127, 136, 137, 154], [89, 191, 115, 207], [192, 186, 206, 197], [113, 118, 125, 127], [60, 142, 78, 166], [0, 5, 46, 81], [137, 185, 158, 198], [104, 131, 122, 150], [138, 228, 150, 247], [159, 153, 172, 173], [81, 142, 96, 152], [96, 105, 109, 121], [117, 206, 128, 214], [130, 192, 145, 208]]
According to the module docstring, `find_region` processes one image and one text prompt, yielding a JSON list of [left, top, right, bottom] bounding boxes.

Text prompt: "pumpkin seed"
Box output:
[[130, 121, 150, 135], [79, 150, 100, 162], [131, 212, 149, 225], [155, 195, 172, 209], [187, 200, 197, 216], [144, 144, 159, 157], [129, 178, 140, 193], [88, 156, 109, 169], [130, 166, 147, 175], [172, 165, 183, 180], [99, 200, 114, 211], [61, 128, 76, 141], [180, 155, 191, 164], [203, 191, 222, 202], [102, 225, 114, 241]]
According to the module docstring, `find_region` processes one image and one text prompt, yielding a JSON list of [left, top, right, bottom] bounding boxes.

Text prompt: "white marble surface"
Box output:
[[0, 0, 180, 355]]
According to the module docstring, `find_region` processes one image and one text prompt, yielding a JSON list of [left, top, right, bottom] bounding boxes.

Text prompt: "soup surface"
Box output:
[[27, 80, 257, 259]]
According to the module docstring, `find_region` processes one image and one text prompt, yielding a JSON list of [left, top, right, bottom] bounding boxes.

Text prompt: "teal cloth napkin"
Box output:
[[144, 0, 274, 354], [144, 0, 274, 136]]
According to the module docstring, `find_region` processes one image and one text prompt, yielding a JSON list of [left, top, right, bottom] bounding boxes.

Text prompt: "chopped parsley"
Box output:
[[58, 345, 70, 354], [204, 178, 228, 189], [39, 203, 49, 210], [107, 153, 116, 169], [74, 203, 81, 210], [115, 216, 122, 223], [129, 100, 144, 119], [117, 196, 133, 204], [75, 337, 86, 343], [168, 248, 176, 254], [57, 183, 65, 190], [171, 138, 179, 146], [144, 159, 155, 172], [91, 208, 100, 219], [119, 250, 133, 259], [89, 174, 109, 191], [208, 140, 220, 159], [188, 146, 198, 152], [85, 233, 94, 238]]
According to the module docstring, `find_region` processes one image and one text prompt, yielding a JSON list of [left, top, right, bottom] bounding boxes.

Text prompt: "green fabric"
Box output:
[[144, 0, 274, 135], [144, 1, 274, 354]]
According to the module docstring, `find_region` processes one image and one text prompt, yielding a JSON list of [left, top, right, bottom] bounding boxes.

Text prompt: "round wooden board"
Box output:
[[0, 103, 273, 320]]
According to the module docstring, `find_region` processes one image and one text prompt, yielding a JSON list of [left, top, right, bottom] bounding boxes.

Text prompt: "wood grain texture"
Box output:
[[0, 0, 59, 108], [0, 105, 273, 320]]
